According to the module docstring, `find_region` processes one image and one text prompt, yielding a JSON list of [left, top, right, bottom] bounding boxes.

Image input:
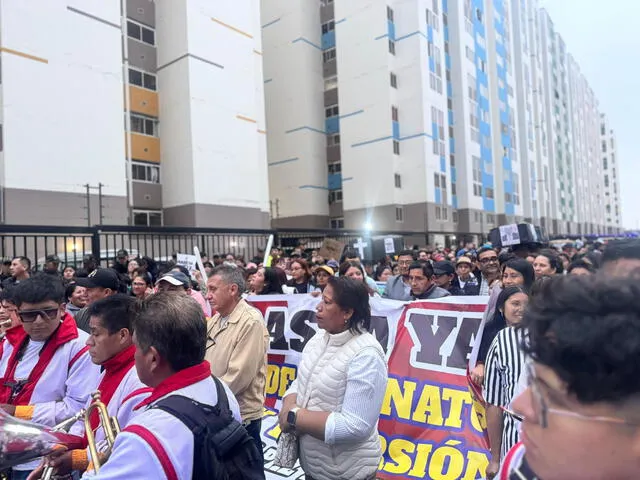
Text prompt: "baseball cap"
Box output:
[[156, 271, 190, 289], [327, 259, 339, 269], [116, 249, 129, 258], [45, 255, 60, 264], [456, 256, 473, 265], [433, 261, 455, 276], [316, 265, 335, 276], [75, 268, 120, 290]]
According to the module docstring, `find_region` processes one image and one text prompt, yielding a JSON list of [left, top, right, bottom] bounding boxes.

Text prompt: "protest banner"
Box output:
[[176, 253, 197, 272], [248, 295, 490, 480]]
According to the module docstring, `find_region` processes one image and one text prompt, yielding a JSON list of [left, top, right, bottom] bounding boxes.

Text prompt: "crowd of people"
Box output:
[[0, 235, 635, 479]]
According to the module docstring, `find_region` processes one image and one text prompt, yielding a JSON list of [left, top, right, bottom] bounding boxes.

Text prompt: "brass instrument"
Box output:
[[84, 390, 121, 473], [39, 391, 120, 479]]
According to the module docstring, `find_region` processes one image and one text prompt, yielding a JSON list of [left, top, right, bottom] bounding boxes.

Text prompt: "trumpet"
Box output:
[[39, 391, 120, 479], [84, 391, 121, 473]]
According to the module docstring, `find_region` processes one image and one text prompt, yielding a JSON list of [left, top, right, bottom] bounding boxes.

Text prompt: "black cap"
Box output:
[[45, 255, 60, 264], [433, 261, 455, 276], [116, 249, 128, 258], [75, 268, 120, 290]]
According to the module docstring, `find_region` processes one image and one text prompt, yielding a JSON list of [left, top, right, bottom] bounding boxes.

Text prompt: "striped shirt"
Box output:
[[484, 327, 526, 460]]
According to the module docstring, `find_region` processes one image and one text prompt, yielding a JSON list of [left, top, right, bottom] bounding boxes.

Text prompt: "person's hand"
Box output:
[[310, 291, 321, 298], [46, 449, 72, 475], [486, 458, 500, 479], [26, 463, 45, 480], [192, 270, 203, 283], [471, 364, 485, 386]]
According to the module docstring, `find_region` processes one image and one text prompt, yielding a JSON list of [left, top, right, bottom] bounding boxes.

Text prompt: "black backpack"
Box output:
[[154, 376, 265, 480]]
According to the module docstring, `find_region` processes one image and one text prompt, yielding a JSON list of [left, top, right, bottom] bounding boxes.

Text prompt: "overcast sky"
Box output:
[[540, 0, 639, 230]]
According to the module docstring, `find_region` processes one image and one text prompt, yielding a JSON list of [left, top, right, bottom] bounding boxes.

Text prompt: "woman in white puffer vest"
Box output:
[[278, 276, 388, 480]]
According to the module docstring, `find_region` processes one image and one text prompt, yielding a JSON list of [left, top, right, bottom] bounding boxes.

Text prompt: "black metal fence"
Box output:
[[0, 225, 456, 270]]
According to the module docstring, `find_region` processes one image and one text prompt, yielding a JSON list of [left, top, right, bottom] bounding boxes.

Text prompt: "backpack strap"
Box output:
[[211, 375, 230, 414]]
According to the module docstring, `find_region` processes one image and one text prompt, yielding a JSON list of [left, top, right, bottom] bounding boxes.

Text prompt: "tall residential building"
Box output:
[[600, 114, 622, 232], [262, 0, 620, 238], [0, 0, 269, 227]]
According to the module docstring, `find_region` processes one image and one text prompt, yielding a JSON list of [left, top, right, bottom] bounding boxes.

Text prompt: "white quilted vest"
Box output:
[[296, 329, 384, 480]]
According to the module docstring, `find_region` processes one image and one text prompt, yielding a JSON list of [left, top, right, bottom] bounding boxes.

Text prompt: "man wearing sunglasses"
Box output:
[[0, 275, 100, 480], [500, 275, 640, 480]]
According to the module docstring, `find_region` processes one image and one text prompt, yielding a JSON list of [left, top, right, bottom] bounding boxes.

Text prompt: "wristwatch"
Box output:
[[287, 407, 300, 429]]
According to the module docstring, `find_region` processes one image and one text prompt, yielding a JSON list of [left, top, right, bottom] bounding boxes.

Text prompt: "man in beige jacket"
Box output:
[[205, 264, 270, 459]]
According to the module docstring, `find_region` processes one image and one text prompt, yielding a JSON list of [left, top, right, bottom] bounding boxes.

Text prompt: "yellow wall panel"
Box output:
[[129, 86, 159, 117], [130, 133, 160, 163]]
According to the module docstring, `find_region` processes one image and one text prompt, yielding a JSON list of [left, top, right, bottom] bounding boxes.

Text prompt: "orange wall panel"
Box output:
[[130, 133, 160, 163], [129, 86, 159, 117]]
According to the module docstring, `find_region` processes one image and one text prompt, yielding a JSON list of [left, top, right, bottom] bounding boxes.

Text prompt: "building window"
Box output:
[[327, 133, 340, 147], [387, 6, 394, 22], [452, 210, 458, 223], [390, 72, 398, 88], [432, 0, 440, 15], [486, 213, 495, 224], [127, 20, 155, 46], [128, 68, 157, 91], [443, 208, 448, 220], [329, 189, 343, 203], [601, 140, 607, 153], [130, 114, 157, 136], [391, 106, 399, 122], [394, 173, 402, 188], [393, 140, 400, 155], [325, 105, 339, 118], [330, 217, 345, 229], [388, 40, 396, 55], [395, 206, 404, 222], [472, 156, 482, 196], [133, 210, 162, 226], [328, 162, 341, 174], [485, 187, 494, 199], [434, 173, 440, 188], [321, 20, 335, 34], [436, 206, 442, 220], [131, 161, 160, 183], [324, 76, 338, 91], [323, 48, 336, 63], [451, 182, 457, 195]]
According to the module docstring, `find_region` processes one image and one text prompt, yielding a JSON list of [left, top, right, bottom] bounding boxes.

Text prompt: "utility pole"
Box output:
[[85, 183, 91, 226], [98, 183, 104, 225]]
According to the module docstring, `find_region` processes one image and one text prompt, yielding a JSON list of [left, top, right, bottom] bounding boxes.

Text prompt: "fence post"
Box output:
[[91, 227, 101, 265]]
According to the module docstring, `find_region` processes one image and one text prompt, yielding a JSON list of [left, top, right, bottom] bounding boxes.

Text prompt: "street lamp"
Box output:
[[364, 222, 373, 232]]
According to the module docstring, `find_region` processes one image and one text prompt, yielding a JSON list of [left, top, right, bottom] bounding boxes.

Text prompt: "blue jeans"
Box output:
[[243, 418, 264, 461]]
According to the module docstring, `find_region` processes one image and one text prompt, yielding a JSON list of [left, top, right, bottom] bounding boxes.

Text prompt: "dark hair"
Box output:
[[260, 267, 284, 295], [203, 261, 214, 269], [522, 275, 640, 404], [326, 276, 371, 333], [290, 258, 312, 283], [374, 265, 392, 281], [340, 248, 360, 263], [88, 294, 136, 335], [338, 261, 365, 278], [397, 250, 417, 260], [65, 283, 81, 302], [134, 292, 206, 372], [530, 275, 554, 298], [12, 256, 31, 271], [0, 287, 16, 304], [495, 286, 529, 320], [567, 260, 595, 274], [13, 274, 65, 307], [172, 265, 191, 278], [133, 273, 153, 288], [602, 239, 640, 265], [502, 259, 536, 289], [245, 267, 258, 278], [537, 249, 564, 274], [477, 246, 495, 258], [408, 261, 434, 278], [498, 251, 517, 266]]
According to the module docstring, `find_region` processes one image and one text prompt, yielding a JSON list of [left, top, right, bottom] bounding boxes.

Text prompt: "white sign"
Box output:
[[176, 253, 197, 272], [499, 224, 520, 246], [384, 237, 396, 254]]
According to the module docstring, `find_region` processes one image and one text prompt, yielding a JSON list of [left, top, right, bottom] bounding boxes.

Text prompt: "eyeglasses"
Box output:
[[398, 260, 413, 266], [18, 308, 59, 323], [525, 363, 632, 428], [479, 256, 498, 264]]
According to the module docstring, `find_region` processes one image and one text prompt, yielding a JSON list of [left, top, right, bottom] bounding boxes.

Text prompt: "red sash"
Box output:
[[88, 344, 136, 434], [0, 313, 79, 405]]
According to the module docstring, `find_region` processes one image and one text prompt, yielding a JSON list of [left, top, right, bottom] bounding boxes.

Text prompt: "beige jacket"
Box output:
[[205, 299, 269, 422]]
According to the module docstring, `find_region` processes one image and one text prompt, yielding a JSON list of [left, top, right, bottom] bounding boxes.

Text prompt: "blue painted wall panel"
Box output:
[[322, 31, 336, 50], [392, 121, 400, 139], [325, 117, 339, 134], [387, 20, 396, 40], [328, 173, 342, 190]]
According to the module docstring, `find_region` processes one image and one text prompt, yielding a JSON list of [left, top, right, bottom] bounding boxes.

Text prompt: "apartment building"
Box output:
[[0, 0, 270, 228], [262, 0, 621, 237], [600, 114, 622, 232]]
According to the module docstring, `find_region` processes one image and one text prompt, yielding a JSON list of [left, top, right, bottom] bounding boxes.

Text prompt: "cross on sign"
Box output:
[[353, 237, 368, 260]]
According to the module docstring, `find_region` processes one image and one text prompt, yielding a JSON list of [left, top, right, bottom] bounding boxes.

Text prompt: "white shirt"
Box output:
[[87, 375, 240, 479], [14, 340, 45, 380], [287, 348, 388, 444]]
